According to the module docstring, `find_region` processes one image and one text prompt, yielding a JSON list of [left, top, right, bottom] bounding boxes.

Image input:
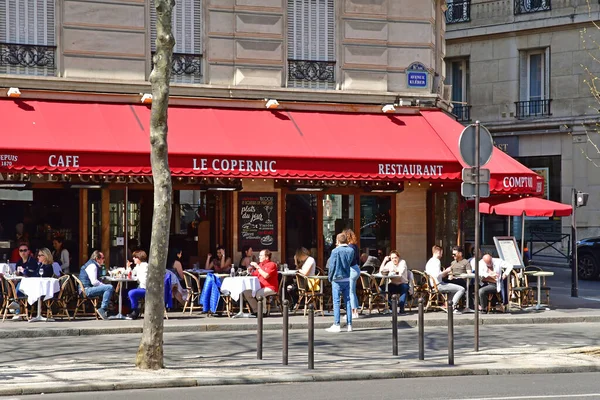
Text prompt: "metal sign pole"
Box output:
[[571, 188, 578, 297], [474, 121, 481, 352]]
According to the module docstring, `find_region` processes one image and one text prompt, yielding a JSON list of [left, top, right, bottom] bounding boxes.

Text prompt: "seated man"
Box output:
[[79, 250, 114, 320], [447, 246, 469, 289], [15, 242, 39, 277], [478, 254, 513, 313], [425, 245, 465, 314], [244, 249, 278, 314]]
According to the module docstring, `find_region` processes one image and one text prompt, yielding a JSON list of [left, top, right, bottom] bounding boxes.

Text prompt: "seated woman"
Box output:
[[205, 247, 231, 274], [286, 247, 317, 307], [379, 250, 410, 314], [238, 245, 254, 271], [35, 248, 55, 278], [126, 250, 149, 320], [52, 237, 70, 274], [167, 248, 185, 281]]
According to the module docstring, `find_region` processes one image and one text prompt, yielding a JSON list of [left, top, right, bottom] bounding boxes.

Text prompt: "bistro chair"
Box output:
[[294, 274, 324, 316], [509, 269, 533, 308], [410, 270, 431, 311], [182, 271, 203, 315], [359, 272, 387, 314], [424, 272, 448, 312], [46, 275, 72, 320], [525, 266, 551, 305], [1, 276, 30, 322], [71, 276, 100, 319], [486, 291, 505, 313]]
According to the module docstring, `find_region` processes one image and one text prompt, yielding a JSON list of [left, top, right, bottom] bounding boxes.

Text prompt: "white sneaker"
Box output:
[[325, 324, 341, 333], [453, 308, 461, 315], [347, 324, 353, 332], [352, 312, 359, 319], [11, 315, 22, 321]]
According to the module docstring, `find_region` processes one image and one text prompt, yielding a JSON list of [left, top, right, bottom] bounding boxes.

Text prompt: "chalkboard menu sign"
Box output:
[[238, 192, 278, 251]]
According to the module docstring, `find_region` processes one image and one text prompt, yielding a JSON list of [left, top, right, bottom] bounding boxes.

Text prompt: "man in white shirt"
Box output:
[[425, 245, 465, 313], [478, 254, 513, 313]]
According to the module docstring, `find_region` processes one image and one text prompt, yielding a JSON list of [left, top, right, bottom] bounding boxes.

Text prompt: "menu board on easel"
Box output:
[[238, 192, 278, 251], [493, 236, 525, 269]]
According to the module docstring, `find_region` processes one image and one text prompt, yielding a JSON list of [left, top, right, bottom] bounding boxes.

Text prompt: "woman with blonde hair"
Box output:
[[343, 228, 361, 319], [35, 248, 56, 277]]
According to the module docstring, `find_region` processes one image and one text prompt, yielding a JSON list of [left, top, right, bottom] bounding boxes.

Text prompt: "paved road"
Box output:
[[6, 373, 600, 400], [3, 322, 600, 368], [542, 265, 600, 302]]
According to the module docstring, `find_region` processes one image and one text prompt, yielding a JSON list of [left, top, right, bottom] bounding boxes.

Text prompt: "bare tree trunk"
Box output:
[[136, 0, 175, 370]]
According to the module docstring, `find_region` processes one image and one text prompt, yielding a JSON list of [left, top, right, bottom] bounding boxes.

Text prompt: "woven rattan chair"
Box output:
[[182, 271, 203, 315], [72, 276, 100, 319], [1, 277, 30, 322], [46, 275, 72, 320]]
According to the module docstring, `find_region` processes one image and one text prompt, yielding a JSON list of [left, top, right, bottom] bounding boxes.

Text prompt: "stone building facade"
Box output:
[[445, 0, 600, 248]]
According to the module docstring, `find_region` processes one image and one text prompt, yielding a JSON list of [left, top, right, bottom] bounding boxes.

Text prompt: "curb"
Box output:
[[2, 364, 600, 396], [2, 315, 600, 339]]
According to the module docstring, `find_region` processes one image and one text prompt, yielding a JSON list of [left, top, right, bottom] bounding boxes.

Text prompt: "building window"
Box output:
[[514, 0, 551, 15], [287, 0, 336, 89], [150, 0, 203, 84], [0, 0, 56, 76], [445, 0, 471, 24], [445, 59, 471, 122], [516, 49, 551, 118]]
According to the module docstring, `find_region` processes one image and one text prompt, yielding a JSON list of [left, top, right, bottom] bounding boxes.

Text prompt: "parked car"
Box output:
[[575, 237, 600, 280]]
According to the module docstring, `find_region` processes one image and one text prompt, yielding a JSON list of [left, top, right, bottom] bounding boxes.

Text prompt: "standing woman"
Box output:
[[343, 228, 361, 319], [52, 237, 70, 274]]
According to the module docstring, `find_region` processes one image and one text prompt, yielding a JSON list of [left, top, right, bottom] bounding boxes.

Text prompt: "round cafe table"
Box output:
[[524, 270, 554, 311], [18, 277, 60, 322], [104, 276, 138, 319], [221, 276, 260, 318], [457, 272, 475, 313]]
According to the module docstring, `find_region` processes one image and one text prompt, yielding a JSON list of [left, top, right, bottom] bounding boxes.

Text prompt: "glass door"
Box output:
[[359, 195, 392, 258], [285, 194, 317, 268], [322, 194, 354, 268]]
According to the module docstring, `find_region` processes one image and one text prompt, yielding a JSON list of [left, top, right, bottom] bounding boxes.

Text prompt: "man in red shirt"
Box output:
[[244, 249, 278, 314]]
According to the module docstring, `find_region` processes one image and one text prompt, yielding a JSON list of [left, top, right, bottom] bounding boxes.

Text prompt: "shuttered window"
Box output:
[[0, 0, 56, 76], [287, 0, 336, 89], [517, 48, 551, 117], [150, 0, 203, 84]]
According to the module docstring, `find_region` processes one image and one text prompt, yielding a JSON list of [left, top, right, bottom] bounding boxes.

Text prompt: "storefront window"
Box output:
[[359, 195, 391, 257], [323, 194, 354, 267], [433, 191, 460, 266], [285, 194, 317, 268]]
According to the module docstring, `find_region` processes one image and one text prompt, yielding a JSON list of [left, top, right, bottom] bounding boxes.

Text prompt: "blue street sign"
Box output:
[[407, 71, 428, 88]]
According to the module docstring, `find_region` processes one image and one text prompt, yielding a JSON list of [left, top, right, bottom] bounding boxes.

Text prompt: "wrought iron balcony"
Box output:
[[451, 103, 472, 122], [288, 59, 335, 84], [515, 99, 552, 119], [151, 52, 202, 81], [445, 0, 471, 24], [0, 42, 56, 70], [514, 0, 551, 15]]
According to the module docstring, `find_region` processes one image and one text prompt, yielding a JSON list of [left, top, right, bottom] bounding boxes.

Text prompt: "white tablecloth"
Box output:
[[18, 277, 60, 305], [221, 276, 260, 301], [0, 263, 16, 274]]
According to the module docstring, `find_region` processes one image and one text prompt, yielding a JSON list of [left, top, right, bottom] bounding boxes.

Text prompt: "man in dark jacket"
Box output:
[[15, 243, 38, 277]]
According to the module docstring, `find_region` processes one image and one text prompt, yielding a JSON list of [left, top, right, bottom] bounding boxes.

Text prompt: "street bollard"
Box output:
[[283, 299, 289, 366], [391, 294, 398, 356], [257, 296, 263, 360], [308, 304, 314, 370], [448, 300, 454, 365], [418, 297, 424, 361]]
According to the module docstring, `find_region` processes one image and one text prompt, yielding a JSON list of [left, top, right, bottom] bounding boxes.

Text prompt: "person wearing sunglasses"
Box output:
[[79, 250, 114, 320], [35, 248, 55, 278], [15, 242, 39, 277]]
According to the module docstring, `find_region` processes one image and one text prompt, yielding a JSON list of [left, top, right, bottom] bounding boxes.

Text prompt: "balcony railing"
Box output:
[[0, 42, 56, 74], [288, 59, 336, 88], [446, 1, 471, 24], [151, 52, 202, 83], [514, 0, 551, 15], [515, 99, 552, 119], [452, 103, 472, 122]]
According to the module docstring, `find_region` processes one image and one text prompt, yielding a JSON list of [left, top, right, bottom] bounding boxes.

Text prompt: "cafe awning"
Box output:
[[0, 99, 542, 194]]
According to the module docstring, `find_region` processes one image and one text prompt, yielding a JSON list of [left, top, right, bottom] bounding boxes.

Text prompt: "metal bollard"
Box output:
[[391, 294, 398, 356], [283, 299, 289, 366], [308, 304, 314, 370], [448, 300, 454, 365], [257, 295, 263, 360], [418, 297, 424, 361]]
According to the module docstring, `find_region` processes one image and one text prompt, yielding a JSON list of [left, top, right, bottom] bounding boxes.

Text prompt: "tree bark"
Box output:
[[136, 0, 175, 370]]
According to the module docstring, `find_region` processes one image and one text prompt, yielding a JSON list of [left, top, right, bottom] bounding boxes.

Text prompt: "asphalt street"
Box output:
[[5, 373, 600, 400], [2, 322, 600, 369]]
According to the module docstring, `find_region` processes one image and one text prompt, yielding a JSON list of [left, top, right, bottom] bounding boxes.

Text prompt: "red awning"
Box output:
[[0, 99, 462, 181], [421, 111, 544, 195]]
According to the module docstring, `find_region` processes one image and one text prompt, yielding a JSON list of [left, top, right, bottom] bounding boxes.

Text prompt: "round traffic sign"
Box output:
[[458, 123, 494, 167]]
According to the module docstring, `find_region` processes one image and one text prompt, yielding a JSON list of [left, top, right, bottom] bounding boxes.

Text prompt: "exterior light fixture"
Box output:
[[7, 87, 21, 97], [265, 99, 279, 109], [140, 93, 153, 104], [381, 104, 396, 113]]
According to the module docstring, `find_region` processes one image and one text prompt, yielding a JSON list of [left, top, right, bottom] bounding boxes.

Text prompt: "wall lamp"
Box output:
[[7, 87, 21, 98], [381, 104, 396, 113], [140, 93, 153, 104], [265, 99, 279, 109], [293, 187, 325, 192]]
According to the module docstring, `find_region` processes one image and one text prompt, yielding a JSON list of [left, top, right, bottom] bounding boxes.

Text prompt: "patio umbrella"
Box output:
[[479, 197, 573, 256]]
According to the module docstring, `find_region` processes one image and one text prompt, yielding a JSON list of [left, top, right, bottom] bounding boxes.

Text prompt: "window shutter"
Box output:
[[544, 47, 550, 100], [150, 0, 202, 83], [287, 0, 335, 89], [0, 0, 55, 76], [519, 51, 528, 101]]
